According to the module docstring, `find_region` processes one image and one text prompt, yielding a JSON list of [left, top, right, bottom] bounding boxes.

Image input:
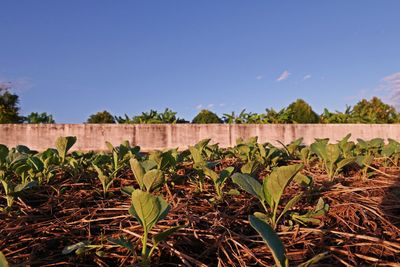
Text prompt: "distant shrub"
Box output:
[[286, 99, 320, 123], [351, 97, 399, 123], [87, 110, 115, 123], [24, 112, 55, 124], [192, 109, 222, 124]]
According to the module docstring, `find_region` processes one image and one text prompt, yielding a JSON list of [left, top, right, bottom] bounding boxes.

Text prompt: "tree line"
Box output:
[[1, 85, 399, 124]]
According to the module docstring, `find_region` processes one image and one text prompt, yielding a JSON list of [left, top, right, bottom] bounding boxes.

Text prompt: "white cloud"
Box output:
[[196, 104, 215, 110], [276, 70, 290, 82], [382, 72, 400, 107], [303, 74, 312, 80], [256, 75, 263, 80]]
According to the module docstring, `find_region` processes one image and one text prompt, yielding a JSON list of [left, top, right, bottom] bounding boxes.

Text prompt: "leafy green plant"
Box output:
[[106, 140, 140, 172], [203, 166, 234, 199], [93, 164, 114, 197], [232, 164, 318, 229], [310, 140, 355, 180], [382, 139, 400, 167], [279, 138, 304, 159], [356, 154, 374, 179], [148, 149, 177, 172], [130, 158, 165, 192], [129, 189, 181, 266], [0, 178, 37, 209], [290, 197, 329, 225]]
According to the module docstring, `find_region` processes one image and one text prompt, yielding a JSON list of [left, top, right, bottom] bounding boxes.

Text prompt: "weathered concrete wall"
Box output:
[[1, 124, 400, 151]]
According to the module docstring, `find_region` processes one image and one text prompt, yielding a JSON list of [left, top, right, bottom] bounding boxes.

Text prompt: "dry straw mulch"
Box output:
[[1, 166, 399, 266]]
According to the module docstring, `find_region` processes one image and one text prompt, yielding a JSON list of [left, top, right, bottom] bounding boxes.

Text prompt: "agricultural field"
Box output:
[[0, 135, 399, 266]]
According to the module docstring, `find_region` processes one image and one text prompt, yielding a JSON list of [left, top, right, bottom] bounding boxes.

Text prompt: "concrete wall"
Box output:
[[1, 124, 400, 151]]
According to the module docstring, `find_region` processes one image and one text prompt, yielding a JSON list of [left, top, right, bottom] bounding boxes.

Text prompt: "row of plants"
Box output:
[[1, 134, 399, 266], [1, 85, 399, 124]]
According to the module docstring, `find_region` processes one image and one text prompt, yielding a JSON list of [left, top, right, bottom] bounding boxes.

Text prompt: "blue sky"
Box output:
[[1, 1, 400, 123]]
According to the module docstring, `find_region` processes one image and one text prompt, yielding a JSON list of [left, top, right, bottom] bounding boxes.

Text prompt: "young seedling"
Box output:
[[203, 166, 234, 199], [0, 178, 37, 209], [93, 164, 114, 197], [129, 189, 182, 266], [311, 140, 355, 180], [232, 164, 317, 229], [130, 158, 165, 192]]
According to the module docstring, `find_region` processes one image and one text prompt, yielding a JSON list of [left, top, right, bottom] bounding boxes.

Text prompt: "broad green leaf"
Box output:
[[249, 214, 288, 267], [240, 160, 258, 176], [0, 145, 9, 164], [130, 158, 145, 189], [293, 173, 312, 186], [300, 147, 310, 162], [310, 141, 328, 161], [0, 251, 9, 267], [266, 164, 303, 206], [280, 193, 303, 220], [194, 138, 211, 151], [14, 180, 37, 193], [27, 157, 44, 172], [129, 190, 170, 233], [189, 146, 204, 165], [152, 225, 184, 246], [203, 167, 219, 183], [336, 157, 355, 170], [56, 136, 77, 162], [143, 169, 165, 192], [326, 144, 340, 164], [105, 141, 114, 152], [231, 173, 264, 201], [121, 186, 135, 196], [218, 166, 234, 184]]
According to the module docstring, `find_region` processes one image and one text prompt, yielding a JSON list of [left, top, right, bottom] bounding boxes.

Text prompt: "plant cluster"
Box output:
[[0, 135, 399, 266]]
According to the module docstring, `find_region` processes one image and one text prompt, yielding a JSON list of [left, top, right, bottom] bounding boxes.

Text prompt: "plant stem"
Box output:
[[141, 231, 149, 266]]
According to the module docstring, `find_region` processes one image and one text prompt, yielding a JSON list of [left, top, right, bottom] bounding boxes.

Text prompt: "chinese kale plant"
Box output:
[[128, 189, 182, 266], [310, 139, 355, 180], [233, 164, 328, 229], [203, 166, 234, 199]]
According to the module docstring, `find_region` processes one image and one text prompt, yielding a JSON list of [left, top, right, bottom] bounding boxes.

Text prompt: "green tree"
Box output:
[[351, 97, 399, 123], [192, 109, 222, 124], [286, 99, 320, 123], [87, 110, 116, 123], [0, 85, 23, 123], [24, 112, 55, 124]]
